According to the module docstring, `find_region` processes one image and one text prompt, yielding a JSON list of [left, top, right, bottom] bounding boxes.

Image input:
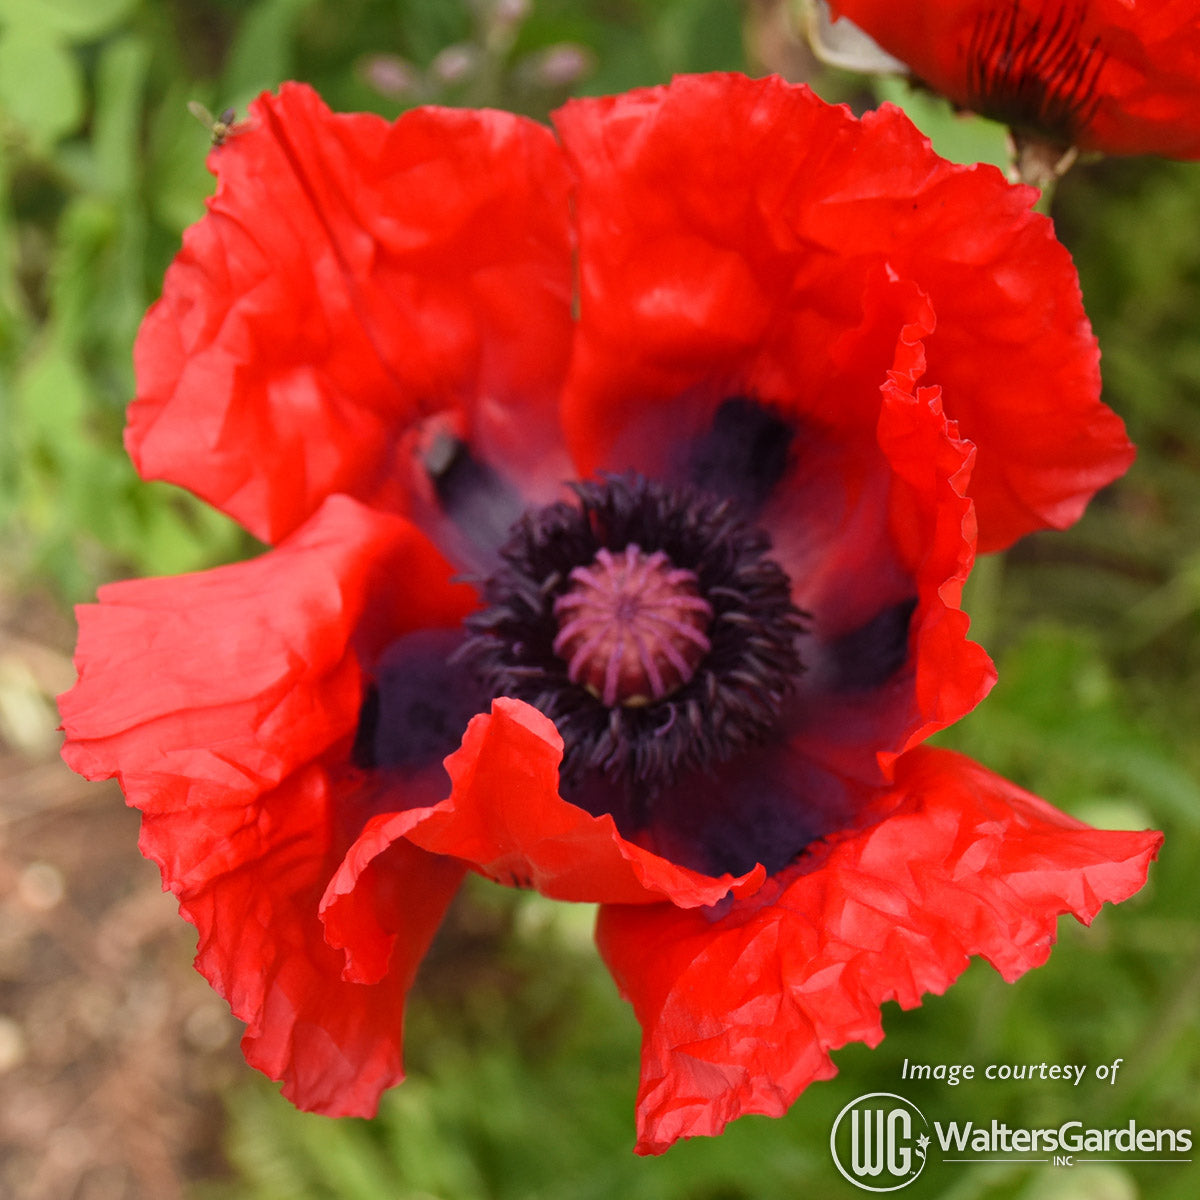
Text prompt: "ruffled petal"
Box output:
[[828, 0, 1200, 159], [129, 82, 574, 544], [873, 375, 994, 749], [780, 287, 995, 783], [60, 494, 473, 794], [321, 698, 765, 968], [59, 495, 475, 1114], [151, 767, 463, 1115], [554, 72, 1131, 550], [597, 745, 1162, 1154], [319, 801, 468, 988]]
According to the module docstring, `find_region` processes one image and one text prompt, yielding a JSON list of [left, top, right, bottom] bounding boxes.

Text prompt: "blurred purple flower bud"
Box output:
[[492, 0, 531, 29], [430, 44, 480, 85], [529, 43, 595, 89], [359, 54, 422, 100]]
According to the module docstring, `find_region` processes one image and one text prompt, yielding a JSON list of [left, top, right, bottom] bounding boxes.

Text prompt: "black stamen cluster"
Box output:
[[965, 1, 1105, 144], [459, 473, 806, 795]]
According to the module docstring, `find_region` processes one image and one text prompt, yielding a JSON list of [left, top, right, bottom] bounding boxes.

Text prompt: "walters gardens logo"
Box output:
[[830, 1093, 930, 1191], [830, 1092, 1193, 1192]]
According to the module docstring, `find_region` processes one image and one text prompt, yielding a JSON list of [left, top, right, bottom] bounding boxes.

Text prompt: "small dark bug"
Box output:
[[187, 101, 241, 147]]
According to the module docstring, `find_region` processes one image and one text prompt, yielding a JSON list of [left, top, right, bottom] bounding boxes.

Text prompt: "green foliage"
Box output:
[[0, 0, 253, 597]]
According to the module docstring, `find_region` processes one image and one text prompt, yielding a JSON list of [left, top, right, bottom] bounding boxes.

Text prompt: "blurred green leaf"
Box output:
[[0, 143, 29, 347], [93, 33, 151, 197], [48, 195, 121, 353], [874, 75, 1011, 171], [0, 26, 84, 146], [939, 622, 1200, 827], [13, 333, 88, 455], [222, 0, 313, 99], [0, 0, 137, 41], [654, 0, 745, 75]]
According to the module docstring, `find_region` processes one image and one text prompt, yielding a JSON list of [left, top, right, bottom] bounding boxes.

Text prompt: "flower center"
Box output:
[[460, 473, 806, 794], [965, 2, 1105, 145], [552, 546, 712, 707]]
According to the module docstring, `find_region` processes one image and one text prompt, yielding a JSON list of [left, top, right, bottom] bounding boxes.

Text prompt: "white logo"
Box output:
[[830, 1092, 930, 1192]]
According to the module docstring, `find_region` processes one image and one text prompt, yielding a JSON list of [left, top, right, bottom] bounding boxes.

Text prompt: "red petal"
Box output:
[[877, 379, 994, 747], [321, 698, 764, 957], [320, 797, 468, 987], [59, 496, 474, 1114], [130, 83, 573, 544], [150, 767, 462, 1115], [769, 286, 994, 782], [597, 745, 1162, 1154], [829, 1, 1200, 159], [60, 495, 472, 792], [554, 73, 1131, 550]]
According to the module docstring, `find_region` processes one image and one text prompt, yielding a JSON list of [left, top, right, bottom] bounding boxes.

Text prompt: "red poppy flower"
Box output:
[[59, 75, 1159, 1151], [826, 0, 1200, 158]]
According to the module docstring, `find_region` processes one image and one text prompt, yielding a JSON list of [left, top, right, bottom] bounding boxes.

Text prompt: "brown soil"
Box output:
[[0, 589, 240, 1200]]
